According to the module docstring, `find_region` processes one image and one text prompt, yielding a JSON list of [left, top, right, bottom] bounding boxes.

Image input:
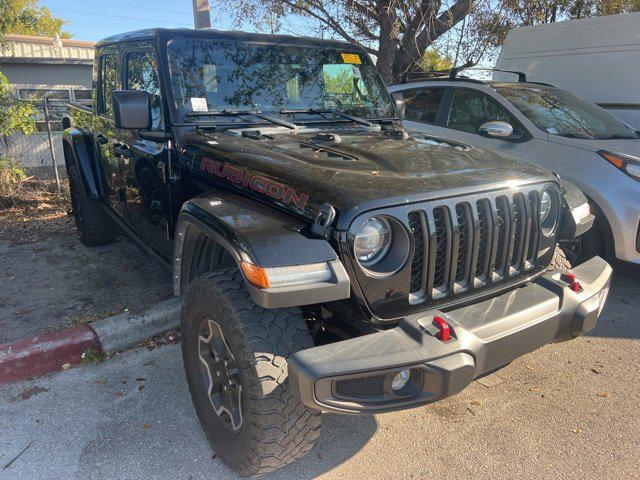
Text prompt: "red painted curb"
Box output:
[[0, 325, 99, 384]]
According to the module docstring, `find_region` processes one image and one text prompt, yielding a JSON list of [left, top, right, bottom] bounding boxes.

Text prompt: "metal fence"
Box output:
[[3, 97, 67, 183]]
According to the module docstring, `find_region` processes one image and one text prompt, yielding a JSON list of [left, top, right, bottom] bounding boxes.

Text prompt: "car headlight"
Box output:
[[540, 190, 552, 223], [354, 217, 392, 267], [598, 150, 640, 181]]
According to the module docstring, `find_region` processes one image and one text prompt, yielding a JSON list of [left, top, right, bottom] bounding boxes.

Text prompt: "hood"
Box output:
[[549, 135, 640, 156], [184, 127, 554, 229]]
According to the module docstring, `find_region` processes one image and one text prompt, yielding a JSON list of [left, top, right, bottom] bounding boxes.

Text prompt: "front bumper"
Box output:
[[288, 256, 612, 414]]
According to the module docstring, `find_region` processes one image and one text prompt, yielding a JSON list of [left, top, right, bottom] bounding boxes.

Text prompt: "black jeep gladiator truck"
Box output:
[[62, 28, 612, 476]]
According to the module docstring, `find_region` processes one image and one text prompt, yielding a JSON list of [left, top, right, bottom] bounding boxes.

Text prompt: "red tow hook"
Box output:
[[433, 316, 451, 342], [565, 273, 583, 293]]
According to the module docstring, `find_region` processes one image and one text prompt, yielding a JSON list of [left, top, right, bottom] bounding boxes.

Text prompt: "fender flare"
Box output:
[[62, 128, 100, 200], [558, 178, 595, 240], [173, 190, 350, 308]]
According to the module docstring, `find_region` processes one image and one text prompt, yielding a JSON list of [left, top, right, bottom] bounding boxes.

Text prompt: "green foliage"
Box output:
[[0, 0, 71, 38], [0, 72, 36, 144], [0, 157, 25, 195], [419, 49, 454, 73], [0, 72, 36, 193], [81, 347, 105, 364]]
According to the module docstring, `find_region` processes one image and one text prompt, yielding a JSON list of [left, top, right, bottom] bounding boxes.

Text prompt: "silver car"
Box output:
[[389, 78, 640, 265]]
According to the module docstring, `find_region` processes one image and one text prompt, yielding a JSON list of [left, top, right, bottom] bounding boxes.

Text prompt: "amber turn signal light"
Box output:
[[241, 261, 270, 288], [598, 150, 624, 168]]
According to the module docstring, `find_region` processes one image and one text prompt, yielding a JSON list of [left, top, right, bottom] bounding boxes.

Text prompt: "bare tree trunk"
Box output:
[[376, 0, 397, 84], [391, 0, 472, 82]]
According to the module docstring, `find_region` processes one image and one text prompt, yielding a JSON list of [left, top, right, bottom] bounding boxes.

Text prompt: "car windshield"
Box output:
[[496, 87, 639, 140], [167, 38, 395, 122]]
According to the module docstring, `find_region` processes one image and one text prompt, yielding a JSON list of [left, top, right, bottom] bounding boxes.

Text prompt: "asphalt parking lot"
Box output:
[[0, 264, 638, 480]]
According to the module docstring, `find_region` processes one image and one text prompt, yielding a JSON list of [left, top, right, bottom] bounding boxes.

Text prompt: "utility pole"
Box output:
[[192, 0, 211, 29]]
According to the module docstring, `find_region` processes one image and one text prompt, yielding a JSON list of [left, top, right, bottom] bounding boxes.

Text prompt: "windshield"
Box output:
[[167, 38, 395, 122], [496, 87, 638, 140]]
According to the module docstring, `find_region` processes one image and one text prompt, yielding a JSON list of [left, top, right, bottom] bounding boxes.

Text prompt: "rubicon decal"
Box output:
[[200, 157, 309, 210]]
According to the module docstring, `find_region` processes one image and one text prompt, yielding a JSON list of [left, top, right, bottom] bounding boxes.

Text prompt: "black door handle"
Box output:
[[96, 133, 108, 145], [114, 145, 131, 158]]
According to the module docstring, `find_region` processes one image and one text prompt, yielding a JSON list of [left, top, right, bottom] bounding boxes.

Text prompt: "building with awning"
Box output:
[[0, 34, 95, 174]]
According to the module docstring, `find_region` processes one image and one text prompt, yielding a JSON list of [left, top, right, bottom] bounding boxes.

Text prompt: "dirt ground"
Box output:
[[0, 179, 173, 344]]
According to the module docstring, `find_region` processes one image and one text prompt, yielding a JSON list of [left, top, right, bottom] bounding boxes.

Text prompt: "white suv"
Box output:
[[389, 76, 640, 265]]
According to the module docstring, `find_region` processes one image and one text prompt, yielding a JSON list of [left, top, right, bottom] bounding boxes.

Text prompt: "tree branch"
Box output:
[[275, 0, 379, 54]]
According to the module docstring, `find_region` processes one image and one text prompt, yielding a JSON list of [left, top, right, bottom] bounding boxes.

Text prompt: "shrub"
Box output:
[[0, 157, 26, 196]]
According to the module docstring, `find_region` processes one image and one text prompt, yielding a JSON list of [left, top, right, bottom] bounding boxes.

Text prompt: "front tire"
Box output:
[[549, 244, 573, 271], [181, 268, 321, 476]]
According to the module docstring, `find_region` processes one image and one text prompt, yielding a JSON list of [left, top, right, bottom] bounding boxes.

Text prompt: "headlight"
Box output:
[[598, 150, 640, 181], [540, 190, 552, 223], [354, 217, 392, 267]]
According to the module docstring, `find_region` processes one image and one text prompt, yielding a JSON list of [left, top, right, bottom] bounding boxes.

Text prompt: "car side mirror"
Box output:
[[112, 90, 151, 130], [391, 92, 405, 119], [479, 121, 513, 138]]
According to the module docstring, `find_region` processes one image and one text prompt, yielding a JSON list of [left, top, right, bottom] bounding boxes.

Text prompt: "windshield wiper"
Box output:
[[279, 108, 373, 127], [594, 134, 639, 140], [187, 109, 298, 130]]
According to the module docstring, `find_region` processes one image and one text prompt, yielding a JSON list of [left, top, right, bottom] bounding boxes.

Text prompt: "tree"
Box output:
[[0, 72, 36, 193], [0, 0, 71, 38], [477, 0, 640, 50], [432, 0, 640, 74], [0, 72, 36, 154], [419, 48, 453, 72], [220, 0, 473, 83]]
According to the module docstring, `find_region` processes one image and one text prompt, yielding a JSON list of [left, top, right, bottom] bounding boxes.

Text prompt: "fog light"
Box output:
[[391, 369, 410, 391]]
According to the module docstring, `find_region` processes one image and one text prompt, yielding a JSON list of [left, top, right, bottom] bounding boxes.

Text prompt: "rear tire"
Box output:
[[67, 161, 117, 246], [181, 268, 321, 476]]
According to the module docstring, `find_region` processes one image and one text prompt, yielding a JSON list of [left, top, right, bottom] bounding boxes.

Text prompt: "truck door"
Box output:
[[95, 50, 128, 220], [119, 45, 173, 259]]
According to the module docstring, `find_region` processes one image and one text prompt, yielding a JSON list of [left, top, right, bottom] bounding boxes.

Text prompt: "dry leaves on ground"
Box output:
[[0, 178, 72, 245]]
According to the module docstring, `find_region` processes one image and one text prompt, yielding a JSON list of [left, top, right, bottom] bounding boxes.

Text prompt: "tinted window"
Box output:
[[402, 88, 446, 124], [126, 50, 162, 129], [446, 89, 523, 135], [167, 39, 395, 119], [497, 87, 638, 140], [100, 54, 119, 116]]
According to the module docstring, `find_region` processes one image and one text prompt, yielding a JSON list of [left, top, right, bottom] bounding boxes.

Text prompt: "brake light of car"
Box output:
[[598, 150, 640, 181]]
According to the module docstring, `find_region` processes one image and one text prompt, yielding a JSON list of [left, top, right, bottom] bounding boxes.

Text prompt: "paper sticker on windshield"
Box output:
[[190, 97, 208, 112], [341, 53, 361, 65]]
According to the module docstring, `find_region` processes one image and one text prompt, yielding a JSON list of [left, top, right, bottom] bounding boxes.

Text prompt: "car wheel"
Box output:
[[181, 267, 321, 476], [67, 162, 117, 246], [549, 244, 572, 271], [561, 219, 605, 265]]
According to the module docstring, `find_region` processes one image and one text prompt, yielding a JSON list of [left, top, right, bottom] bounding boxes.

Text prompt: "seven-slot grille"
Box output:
[[408, 189, 542, 303]]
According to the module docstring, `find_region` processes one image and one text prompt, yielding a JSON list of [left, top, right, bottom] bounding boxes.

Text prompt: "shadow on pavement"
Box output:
[[588, 262, 639, 340]]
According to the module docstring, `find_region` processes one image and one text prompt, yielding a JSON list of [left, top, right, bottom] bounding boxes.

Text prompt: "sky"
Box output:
[[40, 0, 493, 69], [41, 0, 255, 41]]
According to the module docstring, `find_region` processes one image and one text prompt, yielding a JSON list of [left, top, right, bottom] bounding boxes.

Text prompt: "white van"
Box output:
[[494, 13, 640, 129]]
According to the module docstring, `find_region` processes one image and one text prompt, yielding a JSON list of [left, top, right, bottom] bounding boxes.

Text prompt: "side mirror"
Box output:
[[112, 90, 151, 130], [479, 121, 513, 138], [391, 92, 405, 118]]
